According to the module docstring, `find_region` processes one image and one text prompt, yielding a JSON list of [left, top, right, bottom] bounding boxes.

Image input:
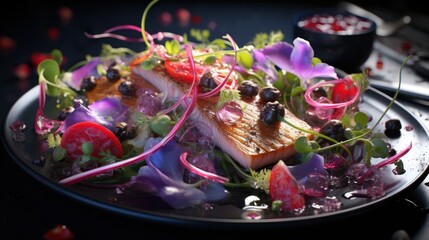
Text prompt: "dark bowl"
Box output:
[[292, 8, 377, 73]]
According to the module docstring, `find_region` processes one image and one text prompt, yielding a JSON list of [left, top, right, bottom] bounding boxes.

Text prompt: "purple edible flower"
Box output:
[[252, 49, 279, 83], [260, 38, 338, 86], [63, 58, 102, 91], [128, 138, 229, 209], [289, 153, 328, 182], [62, 97, 129, 131]]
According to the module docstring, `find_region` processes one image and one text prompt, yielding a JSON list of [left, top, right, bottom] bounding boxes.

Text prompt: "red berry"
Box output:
[[48, 27, 60, 41], [158, 11, 172, 26], [30, 52, 51, 67], [0, 35, 16, 52], [176, 8, 191, 27], [43, 224, 75, 240]]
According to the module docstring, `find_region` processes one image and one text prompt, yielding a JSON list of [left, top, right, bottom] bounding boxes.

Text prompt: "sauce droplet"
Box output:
[[404, 125, 413, 131]]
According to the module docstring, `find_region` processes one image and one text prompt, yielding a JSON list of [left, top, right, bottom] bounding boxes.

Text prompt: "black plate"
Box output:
[[2, 85, 429, 229]]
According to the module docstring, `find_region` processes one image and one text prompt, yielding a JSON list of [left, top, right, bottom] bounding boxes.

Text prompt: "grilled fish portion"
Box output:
[[132, 67, 314, 170]]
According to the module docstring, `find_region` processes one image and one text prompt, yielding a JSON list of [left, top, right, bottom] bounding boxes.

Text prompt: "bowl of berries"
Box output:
[[292, 8, 377, 73]]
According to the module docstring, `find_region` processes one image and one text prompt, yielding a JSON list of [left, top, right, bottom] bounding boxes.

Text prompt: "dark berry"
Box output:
[[199, 70, 218, 90], [238, 80, 259, 98], [32, 156, 46, 167], [388, 148, 397, 157], [113, 122, 136, 141], [106, 65, 121, 82], [385, 119, 402, 138], [312, 87, 328, 98], [118, 80, 136, 97], [81, 76, 97, 91], [259, 86, 281, 102], [260, 101, 285, 125], [58, 106, 75, 121], [319, 119, 347, 144]]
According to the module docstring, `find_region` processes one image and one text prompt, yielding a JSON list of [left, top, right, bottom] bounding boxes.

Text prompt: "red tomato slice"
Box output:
[[331, 78, 358, 103], [61, 122, 123, 160], [164, 59, 239, 90], [330, 78, 358, 119], [164, 59, 208, 83]]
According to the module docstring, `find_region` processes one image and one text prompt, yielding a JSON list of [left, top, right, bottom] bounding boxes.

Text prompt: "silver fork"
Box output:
[[338, 1, 411, 37]]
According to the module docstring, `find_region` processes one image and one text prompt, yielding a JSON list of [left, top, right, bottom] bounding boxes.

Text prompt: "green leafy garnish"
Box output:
[[149, 114, 176, 136], [47, 133, 62, 148], [51, 49, 63, 65], [100, 44, 137, 57], [46, 133, 66, 161], [237, 51, 253, 69], [37, 58, 76, 108], [250, 169, 271, 194], [37, 59, 61, 96], [216, 89, 241, 109], [251, 31, 284, 48], [165, 39, 181, 55], [190, 28, 211, 44]]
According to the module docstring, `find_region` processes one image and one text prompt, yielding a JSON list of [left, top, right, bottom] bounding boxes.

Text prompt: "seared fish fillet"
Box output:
[[132, 67, 313, 170]]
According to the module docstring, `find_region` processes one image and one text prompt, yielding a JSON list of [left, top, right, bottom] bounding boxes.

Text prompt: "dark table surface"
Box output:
[[1, 1, 429, 239]]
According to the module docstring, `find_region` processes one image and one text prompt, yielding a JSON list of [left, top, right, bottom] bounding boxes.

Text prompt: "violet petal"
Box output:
[[65, 58, 102, 90], [260, 42, 294, 72], [63, 97, 129, 131], [291, 38, 338, 81], [252, 49, 278, 81], [289, 154, 328, 181], [88, 97, 130, 125], [129, 138, 229, 209]]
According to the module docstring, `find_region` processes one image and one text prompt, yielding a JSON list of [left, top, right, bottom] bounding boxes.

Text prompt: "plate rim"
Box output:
[[2, 85, 429, 228]]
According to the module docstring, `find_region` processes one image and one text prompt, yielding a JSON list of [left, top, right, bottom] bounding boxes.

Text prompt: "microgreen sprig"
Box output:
[[284, 55, 412, 164]]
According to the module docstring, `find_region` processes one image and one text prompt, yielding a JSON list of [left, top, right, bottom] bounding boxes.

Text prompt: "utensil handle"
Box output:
[[338, 1, 384, 26]]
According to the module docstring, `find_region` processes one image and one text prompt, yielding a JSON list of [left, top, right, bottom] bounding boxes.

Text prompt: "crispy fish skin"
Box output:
[[132, 66, 314, 170]]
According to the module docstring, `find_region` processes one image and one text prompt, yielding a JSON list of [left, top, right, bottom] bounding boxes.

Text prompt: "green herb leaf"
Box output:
[[190, 29, 211, 43], [237, 51, 253, 69], [216, 89, 241, 109], [97, 64, 107, 76], [51, 49, 63, 65], [165, 39, 180, 55], [204, 55, 217, 65], [141, 59, 156, 70], [291, 86, 305, 96], [149, 114, 174, 136], [47, 133, 61, 148], [82, 142, 93, 156], [271, 200, 282, 212], [311, 57, 322, 66], [250, 168, 271, 194], [210, 39, 227, 49], [80, 155, 92, 164], [354, 112, 369, 130], [371, 138, 389, 158], [53, 147, 66, 161], [394, 160, 406, 174], [37, 59, 61, 96], [294, 136, 313, 154]]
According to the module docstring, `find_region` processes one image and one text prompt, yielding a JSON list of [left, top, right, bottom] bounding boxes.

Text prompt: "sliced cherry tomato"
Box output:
[[61, 122, 123, 160], [164, 59, 208, 83], [330, 78, 358, 103], [164, 59, 239, 90], [330, 78, 358, 119]]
